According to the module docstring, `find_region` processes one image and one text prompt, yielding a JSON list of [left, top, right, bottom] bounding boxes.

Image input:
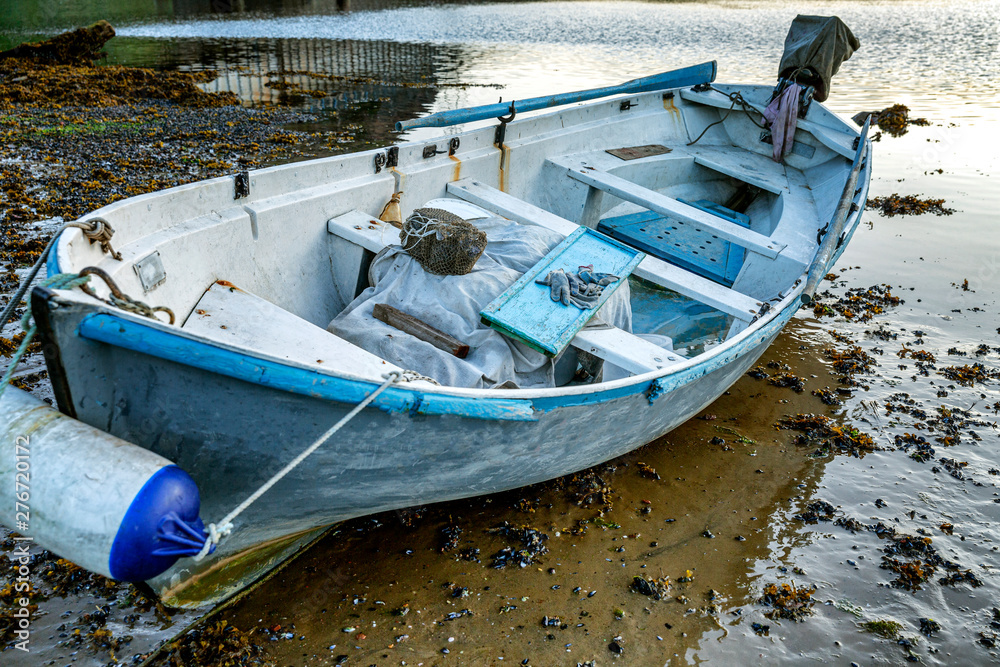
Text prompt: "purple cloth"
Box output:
[[762, 83, 802, 162]]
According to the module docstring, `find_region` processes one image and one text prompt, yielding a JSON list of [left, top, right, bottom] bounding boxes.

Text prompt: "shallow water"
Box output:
[[3, 0, 1000, 665]]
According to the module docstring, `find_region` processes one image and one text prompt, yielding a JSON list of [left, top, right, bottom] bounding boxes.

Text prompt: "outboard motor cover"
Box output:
[[778, 15, 860, 102]]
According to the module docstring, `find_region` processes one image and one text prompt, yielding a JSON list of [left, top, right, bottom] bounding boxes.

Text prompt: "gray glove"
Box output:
[[536, 268, 603, 309]]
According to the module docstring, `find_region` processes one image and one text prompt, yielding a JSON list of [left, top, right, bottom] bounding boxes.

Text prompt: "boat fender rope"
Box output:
[[1, 273, 91, 398], [192, 370, 410, 561]]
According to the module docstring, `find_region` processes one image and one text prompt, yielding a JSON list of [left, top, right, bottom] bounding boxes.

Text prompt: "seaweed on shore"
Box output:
[[757, 583, 816, 621], [768, 373, 806, 392], [825, 346, 877, 375], [811, 284, 903, 323], [939, 363, 1000, 387], [775, 414, 877, 457], [157, 620, 273, 667], [854, 104, 930, 138]]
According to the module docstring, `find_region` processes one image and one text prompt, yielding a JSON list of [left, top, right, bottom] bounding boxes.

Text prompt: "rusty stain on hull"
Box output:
[[663, 94, 683, 126], [450, 154, 461, 181], [498, 145, 510, 192]]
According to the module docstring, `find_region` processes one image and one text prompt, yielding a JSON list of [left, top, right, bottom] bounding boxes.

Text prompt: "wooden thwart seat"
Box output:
[[446, 179, 763, 322]]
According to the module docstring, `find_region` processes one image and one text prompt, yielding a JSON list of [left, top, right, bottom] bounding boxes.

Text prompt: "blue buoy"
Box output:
[[109, 465, 208, 581]]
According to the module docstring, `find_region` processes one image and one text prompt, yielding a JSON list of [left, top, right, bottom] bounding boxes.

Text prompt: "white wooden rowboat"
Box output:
[[1, 51, 871, 608]]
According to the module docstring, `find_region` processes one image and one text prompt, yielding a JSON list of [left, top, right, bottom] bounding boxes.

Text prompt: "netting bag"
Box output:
[[399, 208, 488, 276]]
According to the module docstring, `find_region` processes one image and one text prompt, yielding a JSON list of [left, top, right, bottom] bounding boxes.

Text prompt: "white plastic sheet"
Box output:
[[328, 214, 632, 389]]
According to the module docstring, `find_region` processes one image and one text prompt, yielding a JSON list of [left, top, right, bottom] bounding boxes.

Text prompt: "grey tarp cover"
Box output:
[[778, 15, 860, 102], [327, 215, 633, 389]]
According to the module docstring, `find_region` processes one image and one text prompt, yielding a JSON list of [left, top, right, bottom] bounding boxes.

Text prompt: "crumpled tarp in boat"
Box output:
[[327, 216, 632, 389], [778, 15, 860, 102]]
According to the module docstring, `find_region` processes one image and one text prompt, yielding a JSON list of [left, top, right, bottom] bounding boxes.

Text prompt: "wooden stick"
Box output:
[[372, 303, 470, 358], [801, 114, 872, 304]]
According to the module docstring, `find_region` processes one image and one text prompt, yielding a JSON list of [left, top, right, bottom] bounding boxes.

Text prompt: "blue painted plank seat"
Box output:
[[479, 227, 644, 357], [596, 198, 751, 287], [327, 207, 688, 376], [446, 179, 764, 322]]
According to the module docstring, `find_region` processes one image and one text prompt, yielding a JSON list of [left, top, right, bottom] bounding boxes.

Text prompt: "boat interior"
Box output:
[[55, 84, 860, 391]]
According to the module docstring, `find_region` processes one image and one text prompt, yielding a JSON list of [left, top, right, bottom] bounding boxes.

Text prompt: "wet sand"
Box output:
[[217, 325, 834, 666]]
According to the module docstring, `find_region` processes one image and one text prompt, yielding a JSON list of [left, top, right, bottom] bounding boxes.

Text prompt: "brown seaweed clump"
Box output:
[[939, 363, 1000, 387], [824, 346, 877, 375], [867, 194, 955, 217], [768, 373, 806, 392], [0, 21, 237, 109], [157, 620, 272, 667], [897, 347, 936, 363], [811, 284, 902, 322], [775, 414, 877, 457], [854, 104, 930, 137], [757, 583, 816, 621], [881, 556, 933, 590], [0, 58, 237, 109]]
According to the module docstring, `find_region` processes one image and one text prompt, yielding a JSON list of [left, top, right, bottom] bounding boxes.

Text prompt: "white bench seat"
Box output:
[[183, 280, 423, 383], [547, 155, 785, 258]]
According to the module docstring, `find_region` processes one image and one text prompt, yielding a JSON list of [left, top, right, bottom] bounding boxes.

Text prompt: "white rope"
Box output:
[[193, 370, 405, 561], [398, 210, 442, 248]]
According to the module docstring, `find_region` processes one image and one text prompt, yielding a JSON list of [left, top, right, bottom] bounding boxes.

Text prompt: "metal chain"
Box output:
[[78, 266, 175, 325], [0, 218, 123, 337]]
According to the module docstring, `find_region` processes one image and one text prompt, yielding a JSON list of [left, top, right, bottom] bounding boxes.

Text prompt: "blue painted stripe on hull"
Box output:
[[76, 314, 539, 422], [75, 289, 800, 422]]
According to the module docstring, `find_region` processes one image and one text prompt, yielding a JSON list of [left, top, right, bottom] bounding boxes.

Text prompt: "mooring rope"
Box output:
[[193, 370, 408, 561], [0, 219, 169, 396], [0, 273, 91, 398], [0, 218, 122, 336]]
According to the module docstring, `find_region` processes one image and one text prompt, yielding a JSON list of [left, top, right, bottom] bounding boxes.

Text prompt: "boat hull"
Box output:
[[35, 286, 796, 606]]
